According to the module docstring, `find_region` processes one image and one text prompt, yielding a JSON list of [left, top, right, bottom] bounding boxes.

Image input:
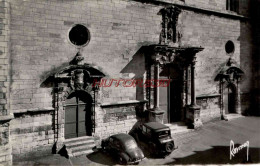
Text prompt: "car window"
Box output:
[[157, 130, 170, 137], [114, 140, 121, 149]]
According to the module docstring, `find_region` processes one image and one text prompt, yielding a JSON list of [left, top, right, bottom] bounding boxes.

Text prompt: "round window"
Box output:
[[68, 24, 90, 47], [225, 40, 235, 54]]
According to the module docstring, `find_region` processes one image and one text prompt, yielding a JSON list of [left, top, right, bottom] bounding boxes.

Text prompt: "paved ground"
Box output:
[[13, 116, 260, 165]]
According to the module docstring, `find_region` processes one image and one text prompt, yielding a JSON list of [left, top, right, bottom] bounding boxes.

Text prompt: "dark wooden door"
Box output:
[[228, 87, 236, 113], [65, 96, 88, 139], [169, 79, 182, 122], [160, 65, 183, 124]]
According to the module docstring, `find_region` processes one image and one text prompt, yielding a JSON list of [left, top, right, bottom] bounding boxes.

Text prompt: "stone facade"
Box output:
[[10, 111, 53, 160], [0, 0, 257, 164]]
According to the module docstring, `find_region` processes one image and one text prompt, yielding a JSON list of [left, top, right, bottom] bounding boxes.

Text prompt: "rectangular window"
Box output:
[[226, 0, 239, 13]]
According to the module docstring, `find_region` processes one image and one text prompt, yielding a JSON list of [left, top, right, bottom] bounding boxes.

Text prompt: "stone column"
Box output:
[[148, 62, 164, 123], [220, 79, 228, 120], [154, 62, 160, 109], [236, 80, 241, 114], [185, 68, 189, 105], [187, 56, 202, 129], [190, 60, 196, 106]]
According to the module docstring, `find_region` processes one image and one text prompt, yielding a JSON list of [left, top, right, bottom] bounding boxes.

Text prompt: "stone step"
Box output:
[[64, 136, 94, 144], [165, 122, 194, 135], [65, 139, 95, 148], [225, 113, 244, 121], [70, 144, 95, 153], [64, 136, 96, 158], [73, 149, 94, 157]]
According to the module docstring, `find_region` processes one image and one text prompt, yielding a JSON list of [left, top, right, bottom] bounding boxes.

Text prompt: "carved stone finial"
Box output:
[[227, 57, 236, 67], [70, 51, 84, 65]]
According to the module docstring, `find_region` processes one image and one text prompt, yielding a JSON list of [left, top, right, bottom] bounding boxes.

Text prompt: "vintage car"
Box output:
[[101, 133, 145, 164], [129, 122, 175, 157]]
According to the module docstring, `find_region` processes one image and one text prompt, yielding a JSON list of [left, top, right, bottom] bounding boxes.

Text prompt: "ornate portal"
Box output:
[[215, 58, 244, 119]]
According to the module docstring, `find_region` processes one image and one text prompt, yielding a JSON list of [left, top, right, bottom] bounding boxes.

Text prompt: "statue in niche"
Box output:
[[158, 6, 181, 45]]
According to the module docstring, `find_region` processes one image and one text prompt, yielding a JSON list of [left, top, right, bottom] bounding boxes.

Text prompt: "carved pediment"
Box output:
[[215, 58, 244, 82], [41, 52, 106, 90], [145, 45, 203, 69]]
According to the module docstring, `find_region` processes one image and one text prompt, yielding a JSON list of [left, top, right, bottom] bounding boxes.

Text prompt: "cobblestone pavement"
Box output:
[[13, 116, 260, 165]]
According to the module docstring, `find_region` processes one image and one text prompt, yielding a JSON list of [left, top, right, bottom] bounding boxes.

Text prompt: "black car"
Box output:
[[101, 133, 145, 164], [130, 122, 175, 157]]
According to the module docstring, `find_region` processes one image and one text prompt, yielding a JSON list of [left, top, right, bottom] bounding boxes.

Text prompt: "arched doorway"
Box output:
[[223, 84, 236, 114], [64, 90, 93, 139]]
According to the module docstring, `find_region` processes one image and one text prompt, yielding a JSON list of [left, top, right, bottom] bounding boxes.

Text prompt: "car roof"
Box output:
[[143, 122, 169, 131], [111, 133, 134, 142]]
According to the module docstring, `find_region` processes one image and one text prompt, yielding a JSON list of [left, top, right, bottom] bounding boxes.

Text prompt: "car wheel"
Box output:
[[119, 156, 127, 165], [165, 142, 174, 153]]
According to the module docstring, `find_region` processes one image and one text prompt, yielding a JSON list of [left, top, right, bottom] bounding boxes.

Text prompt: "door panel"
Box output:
[[228, 91, 236, 113], [65, 105, 77, 139], [65, 95, 91, 139], [169, 80, 182, 122], [160, 85, 168, 124]]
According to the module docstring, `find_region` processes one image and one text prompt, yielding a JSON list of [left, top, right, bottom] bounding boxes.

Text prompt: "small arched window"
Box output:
[[226, 0, 239, 13]]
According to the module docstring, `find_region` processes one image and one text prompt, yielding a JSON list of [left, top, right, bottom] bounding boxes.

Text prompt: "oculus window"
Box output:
[[69, 24, 90, 47]]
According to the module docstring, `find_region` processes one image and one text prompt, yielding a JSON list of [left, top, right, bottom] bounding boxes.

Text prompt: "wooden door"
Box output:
[[169, 79, 182, 122], [65, 96, 88, 139]]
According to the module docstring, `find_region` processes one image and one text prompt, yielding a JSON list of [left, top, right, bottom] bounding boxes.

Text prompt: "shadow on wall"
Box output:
[[120, 42, 155, 101], [167, 145, 260, 164]]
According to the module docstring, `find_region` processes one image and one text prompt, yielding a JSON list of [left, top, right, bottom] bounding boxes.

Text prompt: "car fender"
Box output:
[[119, 152, 130, 162]]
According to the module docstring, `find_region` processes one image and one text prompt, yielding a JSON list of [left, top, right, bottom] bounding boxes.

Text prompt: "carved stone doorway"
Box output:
[[223, 84, 236, 114], [64, 90, 93, 139]]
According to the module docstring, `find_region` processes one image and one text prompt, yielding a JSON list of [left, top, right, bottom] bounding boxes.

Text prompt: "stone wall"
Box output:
[[0, 0, 12, 165], [185, 0, 227, 11], [9, 0, 161, 112], [10, 111, 54, 160], [197, 96, 221, 123], [95, 104, 140, 139], [179, 10, 241, 96], [0, 122, 11, 165]]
